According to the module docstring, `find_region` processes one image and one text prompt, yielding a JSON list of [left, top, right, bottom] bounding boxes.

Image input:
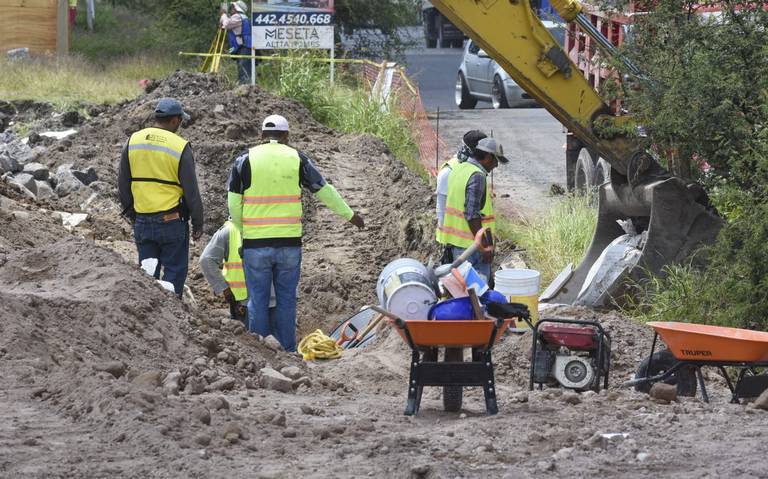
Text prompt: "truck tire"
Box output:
[[491, 75, 509, 109], [634, 350, 697, 397], [594, 158, 612, 186], [443, 348, 463, 412], [574, 148, 595, 192], [455, 72, 477, 110]]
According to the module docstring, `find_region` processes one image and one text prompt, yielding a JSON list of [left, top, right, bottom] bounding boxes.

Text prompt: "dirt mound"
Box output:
[[38, 71, 438, 333]]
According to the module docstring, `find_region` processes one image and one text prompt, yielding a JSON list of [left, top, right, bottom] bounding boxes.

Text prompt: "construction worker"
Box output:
[[199, 220, 278, 325], [441, 137, 508, 280], [118, 98, 203, 297], [220, 1, 253, 84], [435, 130, 487, 264], [227, 114, 364, 352]]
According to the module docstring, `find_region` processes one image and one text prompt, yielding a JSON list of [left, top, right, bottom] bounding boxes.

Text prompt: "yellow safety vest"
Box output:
[[222, 221, 248, 301], [441, 161, 496, 248], [127, 127, 188, 214], [242, 142, 303, 239], [436, 156, 461, 245]]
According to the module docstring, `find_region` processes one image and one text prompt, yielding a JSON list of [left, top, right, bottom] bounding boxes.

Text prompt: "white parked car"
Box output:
[[455, 22, 565, 109]]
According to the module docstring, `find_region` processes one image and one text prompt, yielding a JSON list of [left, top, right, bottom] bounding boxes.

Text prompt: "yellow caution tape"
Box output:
[[298, 329, 343, 361]]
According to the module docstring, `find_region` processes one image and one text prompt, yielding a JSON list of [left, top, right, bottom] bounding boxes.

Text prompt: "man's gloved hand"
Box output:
[[192, 227, 203, 241], [350, 212, 365, 230], [222, 287, 236, 306]]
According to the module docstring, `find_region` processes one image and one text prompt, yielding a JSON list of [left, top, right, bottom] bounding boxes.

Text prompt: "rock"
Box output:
[[72, 166, 97, 186], [194, 433, 211, 446], [282, 428, 297, 438], [162, 371, 182, 395], [198, 449, 209, 460], [22, 438, 39, 446], [216, 351, 229, 362], [184, 376, 207, 395], [280, 366, 303, 380], [583, 432, 607, 449], [562, 392, 581, 405], [131, 370, 162, 389], [292, 376, 311, 388], [224, 124, 242, 140], [263, 335, 282, 351], [300, 405, 323, 416], [410, 464, 431, 478], [213, 104, 225, 113], [34, 181, 54, 201], [513, 391, 529, 403], [270, 411, 286, 427], [636, 452, 650, 462], [205, 376, 236, 392], [222, 422, 243, 444], [259, 367, 293, 393], [192, 407, 211, 425], [61, 110, 83, 127], [649, 383, 677, 402], [0, 153, 19, 175], [205, 396, 230, 411], [552, 447, 573, 461], [10, 172, 36, 195], [92, 361, 126, 378], [53, 164, 84, 197], [22, 162, 49, 181], [752, 389, 768, 410], [204, 316, 221, 329]]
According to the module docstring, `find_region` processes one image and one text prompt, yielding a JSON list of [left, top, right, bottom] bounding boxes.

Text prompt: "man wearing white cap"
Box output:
[[227, 114, 365, 352], [442, 137, 508, 280], [220, 1, 253, 84]]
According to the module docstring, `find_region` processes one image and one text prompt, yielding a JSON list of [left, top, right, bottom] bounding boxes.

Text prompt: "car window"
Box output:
[[467, 41, 480, 55]]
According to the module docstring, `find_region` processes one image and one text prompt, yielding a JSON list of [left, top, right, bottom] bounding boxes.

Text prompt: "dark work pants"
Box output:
[[134, 215, 189, 296]]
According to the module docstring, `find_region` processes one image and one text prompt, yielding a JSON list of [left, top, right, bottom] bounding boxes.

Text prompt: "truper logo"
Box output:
[[681, 349, 713, 357]]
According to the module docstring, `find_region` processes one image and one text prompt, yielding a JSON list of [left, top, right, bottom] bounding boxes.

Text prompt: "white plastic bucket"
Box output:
[[376, 258, 437, 320], [494, 269, 541, 326]]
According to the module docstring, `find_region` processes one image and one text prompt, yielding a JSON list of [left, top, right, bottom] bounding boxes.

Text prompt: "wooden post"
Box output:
[[56, 0, 69, 56]]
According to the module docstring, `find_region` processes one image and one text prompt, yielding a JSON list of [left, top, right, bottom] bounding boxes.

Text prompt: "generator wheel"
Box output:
[[634, 349, 697, 397], [443, 348, 463, 412]]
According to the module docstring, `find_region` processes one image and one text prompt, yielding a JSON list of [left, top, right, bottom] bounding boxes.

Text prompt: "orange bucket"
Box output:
[[649, 321, 768, 362]]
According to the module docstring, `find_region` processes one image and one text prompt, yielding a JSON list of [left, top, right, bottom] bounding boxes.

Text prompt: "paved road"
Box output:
[[404, 44, 567, 216]]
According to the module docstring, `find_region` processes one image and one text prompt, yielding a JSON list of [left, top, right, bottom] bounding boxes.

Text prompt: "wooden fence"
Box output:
[[0, 0, 68, 56]]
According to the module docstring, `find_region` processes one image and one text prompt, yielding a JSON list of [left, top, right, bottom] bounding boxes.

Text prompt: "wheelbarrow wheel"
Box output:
[[634, 350, 697, 397], [443, 348, 463, 412]]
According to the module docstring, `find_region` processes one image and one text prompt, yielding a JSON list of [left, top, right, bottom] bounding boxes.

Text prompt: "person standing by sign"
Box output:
[[220, 1, 253, 84]]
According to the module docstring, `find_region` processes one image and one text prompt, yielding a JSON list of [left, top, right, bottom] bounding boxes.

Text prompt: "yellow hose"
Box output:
[[298, 330, 343, 360]]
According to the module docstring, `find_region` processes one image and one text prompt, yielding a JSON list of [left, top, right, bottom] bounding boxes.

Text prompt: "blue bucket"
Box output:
[[428, 297, 474, 321], [480, 289, 508, 305]]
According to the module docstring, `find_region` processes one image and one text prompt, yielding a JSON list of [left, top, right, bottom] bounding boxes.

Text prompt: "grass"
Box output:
[[257, 53, 424, 179], [0, 56, 179, 110], [502, 194, 597, 287]]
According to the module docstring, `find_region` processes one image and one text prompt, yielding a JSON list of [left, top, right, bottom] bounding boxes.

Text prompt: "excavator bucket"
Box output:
[[541, 177, 723, 305]]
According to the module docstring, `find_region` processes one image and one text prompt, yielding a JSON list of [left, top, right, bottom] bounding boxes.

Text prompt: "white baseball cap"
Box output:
[[262, 114, 290, 132], [475, 137, 509, 164]]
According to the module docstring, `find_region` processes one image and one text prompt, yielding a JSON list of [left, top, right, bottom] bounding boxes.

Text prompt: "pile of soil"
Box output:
[[3, 71, 768, 478]]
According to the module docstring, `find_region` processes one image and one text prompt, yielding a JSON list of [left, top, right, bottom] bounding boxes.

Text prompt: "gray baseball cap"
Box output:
[[475, 137, 509, 164], [155, 98, 190, 121]]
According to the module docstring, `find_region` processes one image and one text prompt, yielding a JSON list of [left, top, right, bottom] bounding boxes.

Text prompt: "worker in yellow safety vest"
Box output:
[[227, 114, 365, 352], [199, 220, 257, 324], [441, 137, 508, 280], [118, 98, 204, 297], [435, 130, 487, 264]]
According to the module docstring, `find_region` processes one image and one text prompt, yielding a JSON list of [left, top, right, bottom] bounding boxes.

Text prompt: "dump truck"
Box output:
[[430, 0, 722, 304]]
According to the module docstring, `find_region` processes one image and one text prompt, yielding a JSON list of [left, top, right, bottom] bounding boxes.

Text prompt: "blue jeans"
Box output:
[[134, 216, 189, 296], [452, 246, 491, 282], [243, 246, 302, 352], [235, 47, 252, 84]]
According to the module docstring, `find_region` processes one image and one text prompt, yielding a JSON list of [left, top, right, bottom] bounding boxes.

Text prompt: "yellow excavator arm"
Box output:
[[431, 0, 637, 173], [431, 0, 722, 304]]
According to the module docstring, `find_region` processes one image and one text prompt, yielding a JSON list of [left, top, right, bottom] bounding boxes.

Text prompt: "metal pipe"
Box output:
[[574, 13, 640, 76]]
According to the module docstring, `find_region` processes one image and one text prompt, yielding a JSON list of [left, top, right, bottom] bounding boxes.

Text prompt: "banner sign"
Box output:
[[251, 1, 335, 50]]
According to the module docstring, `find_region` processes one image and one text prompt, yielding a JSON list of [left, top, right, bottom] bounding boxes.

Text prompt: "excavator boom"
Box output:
[[431, 0, 722, 304]]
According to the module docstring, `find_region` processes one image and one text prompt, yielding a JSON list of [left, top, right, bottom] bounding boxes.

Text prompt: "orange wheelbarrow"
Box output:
[[624, 322, 768, 403], [373, 303, 530, 416]]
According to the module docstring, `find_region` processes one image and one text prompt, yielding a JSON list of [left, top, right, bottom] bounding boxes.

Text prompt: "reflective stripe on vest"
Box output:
[[222, 221, 248, 301], [435, 156, 462, 245], [242, 142, 302, 239], [128, 127, 188, 214], [441, 161, 496, 248]]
